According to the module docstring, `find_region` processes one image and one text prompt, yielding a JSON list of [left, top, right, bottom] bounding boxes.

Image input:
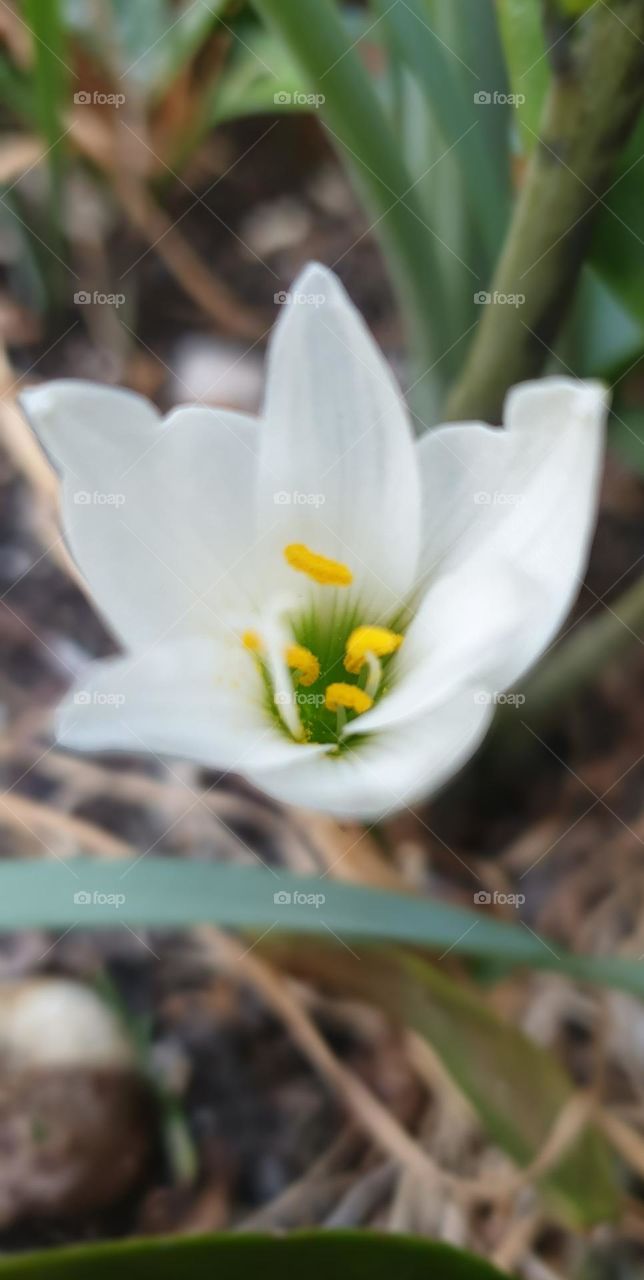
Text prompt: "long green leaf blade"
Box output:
[[494, 0, 550, 148], [0, 1229, 506, 1279], [1, 856, 644, 998], [23, 0, 68, 264], [250, 0, 451, 419], [372, 0, 509, 259]]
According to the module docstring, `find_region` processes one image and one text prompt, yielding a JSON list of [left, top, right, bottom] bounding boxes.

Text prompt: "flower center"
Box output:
[[242, 545, 404, 748]]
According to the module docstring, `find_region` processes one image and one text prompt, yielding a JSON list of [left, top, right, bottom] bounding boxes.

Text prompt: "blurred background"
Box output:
[[1, 1, 644, 1276]]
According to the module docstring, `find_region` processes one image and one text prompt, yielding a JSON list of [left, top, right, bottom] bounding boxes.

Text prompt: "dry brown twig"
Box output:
[[0, 791, 133, 860], [67, 110, 265, 340]]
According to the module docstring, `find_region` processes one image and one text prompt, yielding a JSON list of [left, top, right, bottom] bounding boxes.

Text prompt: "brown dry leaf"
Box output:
[[0, 135, 46, 185]]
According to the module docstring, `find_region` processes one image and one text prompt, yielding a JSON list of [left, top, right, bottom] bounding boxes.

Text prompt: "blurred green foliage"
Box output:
[[3, 0, 644, 451]]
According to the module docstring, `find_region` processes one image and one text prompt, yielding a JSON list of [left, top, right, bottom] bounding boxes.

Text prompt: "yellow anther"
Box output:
[[286, 643, 320, 688], [325, 683, 373, 716], [344, 625, 403, 674], [242, 629, 263, 653], [284, 543, 353, 587]]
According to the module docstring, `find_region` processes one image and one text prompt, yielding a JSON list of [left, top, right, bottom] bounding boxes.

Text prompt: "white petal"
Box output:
[[418, 377, 607, 685], [58, 635, 328, 773], [344, 555, 542, 737], [21, 381, 261, 649], [247, 688, 493, 820], [257, 264, 421, 618]]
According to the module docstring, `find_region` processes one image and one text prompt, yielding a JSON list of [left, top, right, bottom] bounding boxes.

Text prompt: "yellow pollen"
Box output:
[[344, 625, 404, 674], [284, 543, 353, 587], [242, 629, 263, 653], [286, 643, 320, 687], [325, 683, 373, 716]]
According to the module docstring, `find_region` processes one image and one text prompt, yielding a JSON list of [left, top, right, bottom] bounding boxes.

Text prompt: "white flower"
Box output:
[[21, 265, 607, 820]]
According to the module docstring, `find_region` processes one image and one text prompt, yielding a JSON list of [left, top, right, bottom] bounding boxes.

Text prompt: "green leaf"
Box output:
[[494, 0, 551, 147], [0, 1230, 506, 1279], [565, 265, 644, 378], [270, 944, 617, 1226], [250, 0, 453, 421], [590, 113, 644, 329], [209, 24, 312, 125], [24, 0, 68, 144], [210, 9, 389, 127], [0, 193, 50, 313], [396, 68, 475, 357], [399, 952, 617, 1225], [0, 55, 38, 125], [23, 0, 68, 261], [0, 856, 634, 1225], [559, 0, 596, 13], [2, 857, 644, 1000], [371, 0, 509, 260], [610, 406, 644, 475], [392, 1, 510, 356], [447, 0, 511, 202]]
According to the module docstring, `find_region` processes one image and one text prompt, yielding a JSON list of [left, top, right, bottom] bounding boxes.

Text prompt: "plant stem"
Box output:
[[250, 0, 449, 423], [446, 0, 644, 423]]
